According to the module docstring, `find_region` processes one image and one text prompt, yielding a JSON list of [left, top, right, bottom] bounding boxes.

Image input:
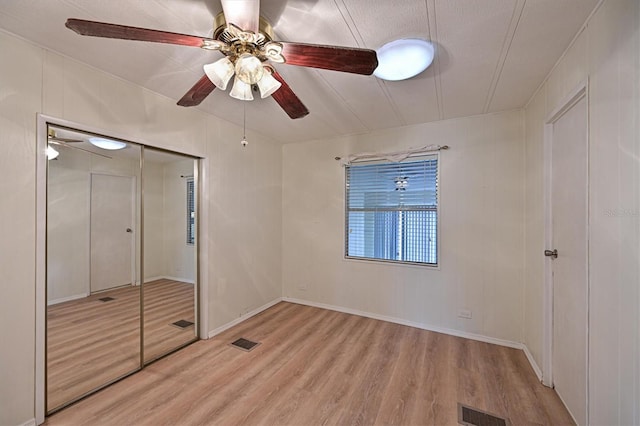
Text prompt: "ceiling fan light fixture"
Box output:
[[204, 57, 235, 90], [89, 137, 127, 150], [235, 53, 264, 85], [373, 39, 435, 81], [229, 76, 254, 101], [257, 69, 282, 98], [46, 145, 59, 160]]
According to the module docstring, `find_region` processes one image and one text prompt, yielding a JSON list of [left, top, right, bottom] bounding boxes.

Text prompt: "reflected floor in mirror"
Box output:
[[144, 279, 197, 362], [47, 279, 195, 412]]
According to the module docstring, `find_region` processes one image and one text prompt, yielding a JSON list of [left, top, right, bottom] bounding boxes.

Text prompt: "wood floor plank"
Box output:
[[46, 302, 575, 426]]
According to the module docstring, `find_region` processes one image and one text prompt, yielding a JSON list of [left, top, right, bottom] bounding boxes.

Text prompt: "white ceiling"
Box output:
[[0, 0, 599, 143]]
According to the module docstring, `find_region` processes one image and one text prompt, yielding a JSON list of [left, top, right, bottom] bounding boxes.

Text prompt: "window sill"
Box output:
[[343, 256, 440, 271]]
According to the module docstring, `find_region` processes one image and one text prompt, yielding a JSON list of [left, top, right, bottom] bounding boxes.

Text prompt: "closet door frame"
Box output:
[[35, 114, 209, 424]]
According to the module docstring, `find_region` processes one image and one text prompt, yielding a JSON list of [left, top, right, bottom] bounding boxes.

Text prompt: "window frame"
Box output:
[[343, 153, 441, 268]]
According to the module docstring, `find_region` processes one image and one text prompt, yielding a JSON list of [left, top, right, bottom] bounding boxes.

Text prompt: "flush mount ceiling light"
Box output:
[[89, 137, 127, 150], [374, 39, 435, 81]]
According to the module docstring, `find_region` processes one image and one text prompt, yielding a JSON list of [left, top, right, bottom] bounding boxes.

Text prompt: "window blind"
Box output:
[[345, 156, 438, 265], [186, 179, 195, 245]]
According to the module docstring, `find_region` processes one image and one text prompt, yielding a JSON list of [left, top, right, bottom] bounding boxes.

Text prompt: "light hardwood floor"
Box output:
[[47, 279, 195, 412], [46, 302, 573, 425]]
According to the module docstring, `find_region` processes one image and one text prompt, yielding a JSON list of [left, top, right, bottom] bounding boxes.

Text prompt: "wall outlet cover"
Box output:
[[458, 309, 472, 319]]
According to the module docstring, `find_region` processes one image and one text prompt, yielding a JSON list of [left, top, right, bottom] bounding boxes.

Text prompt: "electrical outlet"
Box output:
[[458, 309, 472, 319]]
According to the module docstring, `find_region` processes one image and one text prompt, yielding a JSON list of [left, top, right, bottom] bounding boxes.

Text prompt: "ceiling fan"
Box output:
[[65, 0, 378, 119]]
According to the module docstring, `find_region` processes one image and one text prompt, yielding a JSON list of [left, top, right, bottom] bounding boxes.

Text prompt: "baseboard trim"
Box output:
[[47, 293, 87, 306], [19, 418, 36, 426], [522, 343, 543, 382], [282, 297, 522, 349], [137, 276, 196, 285], [163, 276, 195, 284], [207, 298, 283, 339]]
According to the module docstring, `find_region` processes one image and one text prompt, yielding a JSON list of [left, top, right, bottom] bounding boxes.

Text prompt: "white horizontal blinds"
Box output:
[[186, 178, 195, 245], [346, 156, 438, 265]]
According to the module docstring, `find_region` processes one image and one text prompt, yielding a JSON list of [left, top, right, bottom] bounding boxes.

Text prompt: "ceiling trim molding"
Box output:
[[483, 0, 527, 114]]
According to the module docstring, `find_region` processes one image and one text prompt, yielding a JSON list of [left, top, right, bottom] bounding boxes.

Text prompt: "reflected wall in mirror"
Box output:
[[143, 148, 198, 362], [46, 125, 142, 412]]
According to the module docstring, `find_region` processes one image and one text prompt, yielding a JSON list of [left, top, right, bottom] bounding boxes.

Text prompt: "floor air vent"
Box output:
[[171, 319, 194, 329], [230, 337, 260, 352], [98, 297, 115, 302], [458, 403, 509, 426]]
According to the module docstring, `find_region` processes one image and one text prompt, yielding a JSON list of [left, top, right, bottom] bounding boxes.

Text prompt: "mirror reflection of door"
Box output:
[[142, 148, 198, 363], [90, 174, 135, 293], [46, 125, 141, 413]]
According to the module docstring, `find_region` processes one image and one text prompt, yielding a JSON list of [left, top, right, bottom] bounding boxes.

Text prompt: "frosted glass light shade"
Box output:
[[204, 57, 235, 90], [235, 53, 264, 85], [373, 39, 435, 81], [46, 145, 59, 160], [229, 76, 254, 101], [89, 137, 127, 150], [257, 70, 282, 98]]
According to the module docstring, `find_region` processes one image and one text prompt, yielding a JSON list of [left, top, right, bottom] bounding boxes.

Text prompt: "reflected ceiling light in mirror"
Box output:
[[46, 145, 59, 160], [89, 137, 127, 150], [373, 39, 435, 81]]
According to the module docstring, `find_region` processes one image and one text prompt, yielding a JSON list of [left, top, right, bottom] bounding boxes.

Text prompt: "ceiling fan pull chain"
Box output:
[[241, 103, 248, 147]]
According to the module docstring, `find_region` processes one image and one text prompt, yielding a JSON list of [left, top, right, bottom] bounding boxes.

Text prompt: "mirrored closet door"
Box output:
[[45, 124, 198, 414], [142, 148, 198, 362]]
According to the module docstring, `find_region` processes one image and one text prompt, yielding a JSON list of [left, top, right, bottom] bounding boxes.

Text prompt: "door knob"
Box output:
[[126, 228, 133, 233], [544, 249, 558, 259]]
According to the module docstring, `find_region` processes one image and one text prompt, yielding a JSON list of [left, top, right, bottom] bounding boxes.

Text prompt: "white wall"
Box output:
[[208, 119, 282, 329], [282, 110, 525, 343], [143, 160, 166, 280], [0, 30, 282, 426], [523, 0, 640, 424]]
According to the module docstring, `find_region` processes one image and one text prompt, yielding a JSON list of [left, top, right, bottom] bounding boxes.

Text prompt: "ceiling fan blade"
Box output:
[[268, 67, 309, 119], [177, 75, 216, 107], [49, 140, 112, 159], [66, 18, 214, 48], [49, 137, 83, 143], [220, 0, 260, 33], [279, 42, 378, 75]]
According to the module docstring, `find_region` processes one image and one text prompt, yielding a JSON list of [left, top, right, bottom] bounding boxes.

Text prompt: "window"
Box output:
[[186, 178, 195, 245], [345, 156, 438, 266]]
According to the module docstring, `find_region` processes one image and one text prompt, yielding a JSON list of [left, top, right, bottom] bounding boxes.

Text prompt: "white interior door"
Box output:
[[90, 174, 135, 293], [550, 96, 588, 425]]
